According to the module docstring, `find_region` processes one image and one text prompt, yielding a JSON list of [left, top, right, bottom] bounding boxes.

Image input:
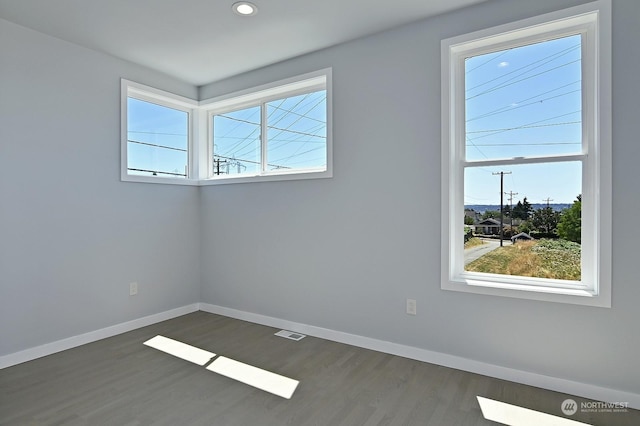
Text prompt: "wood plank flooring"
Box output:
[[1, 312, 638, 425]]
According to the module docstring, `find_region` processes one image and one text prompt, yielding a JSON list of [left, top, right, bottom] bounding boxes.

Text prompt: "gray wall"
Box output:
[[199, 0, 640, 396], [0, 19, 201, 356]]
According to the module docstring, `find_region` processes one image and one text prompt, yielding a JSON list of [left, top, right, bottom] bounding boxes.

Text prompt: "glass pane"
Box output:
[[127, 98, 188, 177], [463, 161, 582, 281], [465, 35, 582, 161], [266, 90, 327, 171], [213, 106, 261, 176]]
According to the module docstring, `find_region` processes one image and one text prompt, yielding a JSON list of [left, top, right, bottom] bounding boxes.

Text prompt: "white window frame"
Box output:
[[440, 1, 611, 307], [120, 68, 332, 186], [200, 68, 333, 185], [121, 80, 199, 185]]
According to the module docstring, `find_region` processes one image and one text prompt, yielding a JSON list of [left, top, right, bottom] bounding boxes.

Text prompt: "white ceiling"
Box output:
[[0, 0, 487, 86]]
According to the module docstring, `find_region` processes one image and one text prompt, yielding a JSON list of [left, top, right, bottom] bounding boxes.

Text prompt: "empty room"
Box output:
[[1, 0, 639, 425]]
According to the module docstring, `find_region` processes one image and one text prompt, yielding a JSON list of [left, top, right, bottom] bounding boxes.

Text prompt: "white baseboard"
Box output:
[[0, 304, 200, 369], [199, 303, 640, 410]]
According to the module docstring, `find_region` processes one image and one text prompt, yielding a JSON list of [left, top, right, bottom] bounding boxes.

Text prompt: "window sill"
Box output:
[[198, 169, 332, 186], [442, 277, 611, 308], [121, 174, 198, 186], [121, 170, 332, 186]]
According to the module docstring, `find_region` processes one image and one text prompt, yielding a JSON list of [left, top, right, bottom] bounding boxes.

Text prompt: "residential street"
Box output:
[[464, 239, 503, 265]]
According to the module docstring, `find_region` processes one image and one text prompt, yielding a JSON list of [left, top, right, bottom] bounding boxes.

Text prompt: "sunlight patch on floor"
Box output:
[[143, 335, 216, 366], [144, 335, 299, 399], [207, 356, 299, 399], [477, 396, 592, 426]]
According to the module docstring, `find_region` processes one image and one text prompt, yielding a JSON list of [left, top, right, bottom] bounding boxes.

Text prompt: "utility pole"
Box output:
[[493, 171, 512, 246], [213, 158, 228, 175], [542, 197, 553, 233], [505, 190, 518, 234]]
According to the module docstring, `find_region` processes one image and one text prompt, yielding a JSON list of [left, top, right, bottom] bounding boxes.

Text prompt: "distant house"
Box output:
[[464, 208, 481, 223], [476, 218, 501, 235], [511, 232, 534, 243]]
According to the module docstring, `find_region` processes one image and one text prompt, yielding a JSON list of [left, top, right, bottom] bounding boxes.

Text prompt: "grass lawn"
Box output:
[[465, 239, 581, 280], [464, 237, 486, 249]]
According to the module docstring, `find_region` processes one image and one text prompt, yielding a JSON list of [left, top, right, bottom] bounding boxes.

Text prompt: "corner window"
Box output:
[[121, 69, 332, 185], [204, 70, 331, 184], [441, 1, 611, 306]]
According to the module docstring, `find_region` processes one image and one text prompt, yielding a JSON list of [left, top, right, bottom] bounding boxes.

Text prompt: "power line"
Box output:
[[127, 139, 187, 152], [129, 131, 187, 137], [469, 141, 580, 147], [465, 50, 510, 74], [128, 168, 186, 177], [218, 104, 262, 140], [466, 59, 581, 101], [466, 88, 580, 123], [269, 146, 325, 164], [216, 115, 259, 127], [466, 110, 581, 142], [235, 96, 326, 160], [267, 123, 327, 156], [268, 125, 326, 139], [466, 43, 580, 93], [268, 103, 326, 124], [267, 96, 326, 141], [216, 93, 325, 158], [467, 120, 580, 135], [466, 135, 489, 159], [216, 135, 325, 144]]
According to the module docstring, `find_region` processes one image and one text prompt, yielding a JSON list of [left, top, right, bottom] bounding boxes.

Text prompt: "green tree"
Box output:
[[482, 210, 501, 219], [532, 207, 560, 234], [464, 215, 475, 225], [503, 204, 512, 219], [512, 197, 533, 220], [557, 195, 582, 243], [517, 220, 533, 234]]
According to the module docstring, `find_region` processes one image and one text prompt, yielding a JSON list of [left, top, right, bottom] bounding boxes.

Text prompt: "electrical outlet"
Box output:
[[406, 298, 416, 315], [130, 282, 138, 296]]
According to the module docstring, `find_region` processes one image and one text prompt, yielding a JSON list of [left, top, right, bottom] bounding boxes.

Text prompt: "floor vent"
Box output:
[[274, 330, 306, 341]]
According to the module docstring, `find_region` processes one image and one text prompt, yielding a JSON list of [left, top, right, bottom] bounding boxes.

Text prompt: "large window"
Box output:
[[441, 1, 611, 306], [121, 69, 332, 185]]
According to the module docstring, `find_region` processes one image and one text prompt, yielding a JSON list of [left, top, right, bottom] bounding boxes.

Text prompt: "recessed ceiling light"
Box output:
[[232, 2, 258, 16]]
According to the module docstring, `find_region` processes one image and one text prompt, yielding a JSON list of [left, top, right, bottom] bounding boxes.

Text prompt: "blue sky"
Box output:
[[127, 98, 189, 177], [127, 91, 327, 178], [213, 91, 327, 175], [464, 34, 583, 205]]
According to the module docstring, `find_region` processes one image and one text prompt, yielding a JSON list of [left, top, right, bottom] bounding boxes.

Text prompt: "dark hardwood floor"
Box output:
[[1, 312, 638, 425]]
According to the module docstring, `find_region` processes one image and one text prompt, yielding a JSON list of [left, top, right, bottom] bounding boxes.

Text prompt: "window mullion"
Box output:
[[260, 102, 268, 174]]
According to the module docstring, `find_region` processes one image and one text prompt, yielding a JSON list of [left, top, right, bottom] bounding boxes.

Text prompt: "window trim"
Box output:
[[199, 68, 333, 185], [440, 1, 612, 307]]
